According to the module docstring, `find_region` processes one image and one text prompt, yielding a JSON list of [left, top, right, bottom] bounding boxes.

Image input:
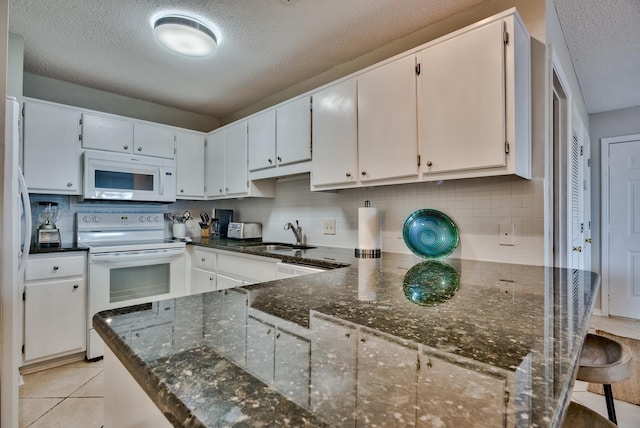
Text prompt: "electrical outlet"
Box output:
[[323, 218, 336, 235], [499, 224, 515, 246]]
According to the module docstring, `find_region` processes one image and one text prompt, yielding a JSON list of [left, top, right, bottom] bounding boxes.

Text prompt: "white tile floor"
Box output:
[[17, 315, 640, 427]]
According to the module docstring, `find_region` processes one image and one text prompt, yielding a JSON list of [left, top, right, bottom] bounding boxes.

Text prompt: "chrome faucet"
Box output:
[[284, 220, 303, 245]]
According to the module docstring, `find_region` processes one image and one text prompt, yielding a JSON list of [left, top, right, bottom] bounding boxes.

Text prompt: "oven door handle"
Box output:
[[90, 248, 185, 262]]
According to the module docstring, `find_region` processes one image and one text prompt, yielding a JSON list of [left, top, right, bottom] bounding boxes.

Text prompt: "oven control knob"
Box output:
[[147, 216, 153, 222], [92, 216, 99, 223], [139, 216, 145, 222], [154, 216, 160, 222], [83, 216, 90, 222]]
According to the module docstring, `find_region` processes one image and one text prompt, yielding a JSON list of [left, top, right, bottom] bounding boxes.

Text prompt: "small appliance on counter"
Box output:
[[227, 222, 262, 240], [211, 209, 234, 239], [35, 201, 61, 248]]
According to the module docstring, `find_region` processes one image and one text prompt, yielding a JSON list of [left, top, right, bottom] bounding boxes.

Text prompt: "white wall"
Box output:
[[23, 73, 219, 132], [589, 106, 640, 277]]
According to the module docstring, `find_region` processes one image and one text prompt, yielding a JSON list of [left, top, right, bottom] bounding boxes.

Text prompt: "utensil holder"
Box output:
[[200, 226, 211, 238]]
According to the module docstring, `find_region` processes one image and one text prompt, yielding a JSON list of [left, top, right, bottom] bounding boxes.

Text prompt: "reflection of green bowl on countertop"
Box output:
[[402, 261, 459, 306]]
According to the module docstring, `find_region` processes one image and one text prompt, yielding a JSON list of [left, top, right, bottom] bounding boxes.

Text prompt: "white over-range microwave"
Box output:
[[83, 150, 176, 202]]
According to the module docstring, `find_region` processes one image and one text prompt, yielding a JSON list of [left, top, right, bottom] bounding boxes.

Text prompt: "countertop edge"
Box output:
[[92, 313, 206, 428]]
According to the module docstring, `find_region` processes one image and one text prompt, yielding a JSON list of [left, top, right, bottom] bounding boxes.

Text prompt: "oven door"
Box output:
[[87, 247, 186, 359]]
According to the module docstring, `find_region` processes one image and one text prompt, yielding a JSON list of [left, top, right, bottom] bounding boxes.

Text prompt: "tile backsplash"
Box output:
[[30, 174, 545, 265]]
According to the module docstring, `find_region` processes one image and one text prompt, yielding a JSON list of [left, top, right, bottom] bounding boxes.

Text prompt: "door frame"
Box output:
[[600, 133, 640, 316]]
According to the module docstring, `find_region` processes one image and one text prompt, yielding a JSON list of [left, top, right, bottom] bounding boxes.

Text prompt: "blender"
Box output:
[[36, 202, 61, 248]]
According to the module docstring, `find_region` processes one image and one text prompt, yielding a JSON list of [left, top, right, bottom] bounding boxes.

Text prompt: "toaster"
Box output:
[[227, 222, 262, 239]]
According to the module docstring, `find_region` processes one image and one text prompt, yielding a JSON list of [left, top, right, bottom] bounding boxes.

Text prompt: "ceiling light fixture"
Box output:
[[153, 16, 217, 58]]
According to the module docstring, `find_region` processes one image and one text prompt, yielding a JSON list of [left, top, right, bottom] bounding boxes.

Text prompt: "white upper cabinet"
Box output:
[[357, 54, 419, 183], [275, 96, 311, 166], [205, 129, 226, 198], [176, 130, 205, 199], [418, 12, 530, 180], [133, 122, 176, 159], [311, 79, 358, 188], [82, 113, 176, 159], [23, 99, 83, 194], [81, 112, 133, 154], [419, 19, 506, 173], [248, 96, 312, 180], [225, 121, 249, 196], [206, 122, 275, 199], [248, 109, 276, 172]]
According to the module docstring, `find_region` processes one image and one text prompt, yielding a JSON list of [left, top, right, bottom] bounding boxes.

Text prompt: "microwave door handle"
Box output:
[[158, 169, 164, 195]]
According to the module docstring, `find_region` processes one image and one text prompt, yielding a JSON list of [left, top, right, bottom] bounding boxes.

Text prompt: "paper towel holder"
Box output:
[[356, 200, 381, 258]]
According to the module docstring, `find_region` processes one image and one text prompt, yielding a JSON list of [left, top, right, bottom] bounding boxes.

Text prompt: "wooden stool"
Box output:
[[576, 333, 633, 424], [563, 401, 617, 428]]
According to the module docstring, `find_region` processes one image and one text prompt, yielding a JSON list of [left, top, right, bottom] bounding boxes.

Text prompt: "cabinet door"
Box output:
[[205, 130, 226, 197], [23, 100, 82, 194], [276, 96, 311, 166], [417, 350, 507, 427], [176, 130, 205, 199], [311, 79, 358, 187], [133, 122, 175, 159], [357, 55, 419, 182], [24, 278, 86, 361], [419, 20, 506, 173], [356, 331, 417, 426], [81, 112, 133, 153], [191, 268, 216, 294], [275, 328, 311, 408], [248, 109, 276, 171], [246, 316, 275, 382], [310, 315, 357, 427], [224, 121, 249, 196]]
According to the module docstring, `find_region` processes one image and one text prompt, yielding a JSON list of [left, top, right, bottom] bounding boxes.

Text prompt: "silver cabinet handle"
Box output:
[[360, 338, 366, 343], [277, 156, 282, 162], [67, 182, 73, 187], [180, 189, 184, 193], [276, 333, 281, 339], [137, 147, 142, 152], [426, 160, 433, 167], [124, 145, 129, 150], [573, 246, 582, 252], [53, 265, 59, 271], [73, 284, 79, 289], [361, 171, 366, 176], [268, 158, 273, 164], [346, 172, 351, 178]]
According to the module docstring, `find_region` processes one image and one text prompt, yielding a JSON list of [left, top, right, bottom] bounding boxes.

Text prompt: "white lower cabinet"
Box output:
[[23, 253, 87, 364]]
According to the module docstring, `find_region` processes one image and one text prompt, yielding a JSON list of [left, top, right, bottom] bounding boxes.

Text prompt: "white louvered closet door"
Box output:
[[569, 112, 585, 271]]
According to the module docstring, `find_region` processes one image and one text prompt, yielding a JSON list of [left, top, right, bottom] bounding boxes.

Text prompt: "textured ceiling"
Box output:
[[554, 0, 640, 114], [10, 1, 638, 119], [8, 0, 488, 118]]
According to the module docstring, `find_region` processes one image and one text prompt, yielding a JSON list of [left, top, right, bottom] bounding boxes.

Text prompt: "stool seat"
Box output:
[[563, 402, 617, 428], [577, 333, 633, 384]]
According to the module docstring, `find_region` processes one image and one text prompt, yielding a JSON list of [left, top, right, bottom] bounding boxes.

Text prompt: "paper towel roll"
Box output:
[[358, 206, 379, 250]]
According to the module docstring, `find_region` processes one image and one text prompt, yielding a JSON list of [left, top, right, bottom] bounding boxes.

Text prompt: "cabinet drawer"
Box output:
[[26, 254, 86, 281], [192, 247, 217, 271]]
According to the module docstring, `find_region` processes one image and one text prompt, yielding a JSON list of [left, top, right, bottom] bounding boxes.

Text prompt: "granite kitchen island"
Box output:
[[94, 252, 600, 427]]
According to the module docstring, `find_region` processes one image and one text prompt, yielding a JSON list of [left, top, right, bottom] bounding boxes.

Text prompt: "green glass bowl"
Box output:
[[402, 260, 460, 306], [402, 209, 459, 259]]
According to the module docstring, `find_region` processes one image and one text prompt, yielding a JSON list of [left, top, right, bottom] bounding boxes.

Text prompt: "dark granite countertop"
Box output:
[[29, 243, 87, 254], [94, 253, 600, 428], [188, 237, 353, 269]]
